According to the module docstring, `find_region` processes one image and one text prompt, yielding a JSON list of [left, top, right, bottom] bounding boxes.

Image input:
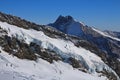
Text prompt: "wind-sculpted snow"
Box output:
[[0, 21, 120, 80]]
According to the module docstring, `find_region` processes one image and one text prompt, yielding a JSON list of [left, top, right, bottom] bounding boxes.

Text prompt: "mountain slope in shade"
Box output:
[[49, 15, 84, 37], [49, 15, 120, 42], [0, 12, 120, 80]]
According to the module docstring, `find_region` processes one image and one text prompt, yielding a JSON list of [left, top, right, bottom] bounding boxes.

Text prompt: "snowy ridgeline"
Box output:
[[0, 21, 119, 80], [92, 28, 120, 42]]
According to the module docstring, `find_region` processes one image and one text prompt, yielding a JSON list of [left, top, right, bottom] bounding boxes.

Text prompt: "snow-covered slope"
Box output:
[[0, 47, 108, 80], [0, 21, 119, 80]]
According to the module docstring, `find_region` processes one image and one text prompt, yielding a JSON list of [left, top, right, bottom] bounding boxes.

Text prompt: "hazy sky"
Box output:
[[0, 0, 120, 31]]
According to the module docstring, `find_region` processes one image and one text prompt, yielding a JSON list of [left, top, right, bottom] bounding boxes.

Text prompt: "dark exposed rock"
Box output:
[[1, 35, 37, 60], [49, 15, 74, 32], [0, 12, 43, 31], [107, 57, 120, 77], [97, 69, 118, 80], [68, 57, 83, 68], [29, 42, 62, 63]]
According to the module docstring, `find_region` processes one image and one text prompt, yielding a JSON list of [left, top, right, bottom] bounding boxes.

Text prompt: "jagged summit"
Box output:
[[49, 15, 86, 36], [54, 15, 74, 24]]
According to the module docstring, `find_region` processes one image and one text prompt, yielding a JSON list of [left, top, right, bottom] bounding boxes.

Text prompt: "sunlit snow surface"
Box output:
[[0, 21, 119, 80], [0, 48, 107, 80]]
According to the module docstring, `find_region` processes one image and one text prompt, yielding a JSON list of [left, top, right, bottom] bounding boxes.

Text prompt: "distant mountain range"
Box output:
[[0, 12, 120, 80]]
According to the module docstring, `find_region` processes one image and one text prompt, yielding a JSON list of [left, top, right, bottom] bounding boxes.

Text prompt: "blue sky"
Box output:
[[0, 0, 120, 31]]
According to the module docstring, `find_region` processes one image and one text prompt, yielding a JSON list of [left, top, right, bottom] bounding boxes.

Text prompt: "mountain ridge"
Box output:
[[0, 12, 120, 80]]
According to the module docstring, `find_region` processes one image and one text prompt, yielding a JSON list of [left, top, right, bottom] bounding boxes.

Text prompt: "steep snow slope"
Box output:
[[0, 48, 108, 80], [0, 21, 119, 80]]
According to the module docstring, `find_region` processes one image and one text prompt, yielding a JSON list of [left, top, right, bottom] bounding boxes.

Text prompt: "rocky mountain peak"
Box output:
[[48, 15, 85, 36], [54, 15, 74, 25]]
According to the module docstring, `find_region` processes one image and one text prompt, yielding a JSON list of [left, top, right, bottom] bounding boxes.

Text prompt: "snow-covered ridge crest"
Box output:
[[92, 28, 120, 41], [0, 21, 120, 80]]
